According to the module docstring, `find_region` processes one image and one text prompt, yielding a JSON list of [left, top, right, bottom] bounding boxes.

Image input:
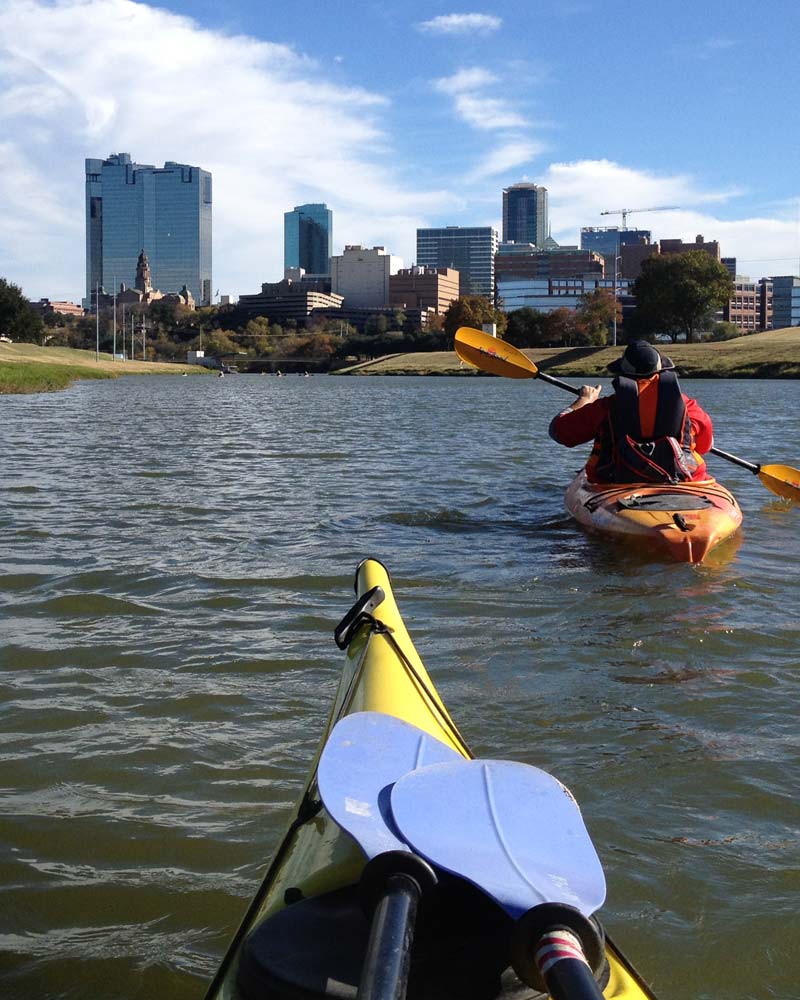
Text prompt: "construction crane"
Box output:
[[600, 206, 681, 229]]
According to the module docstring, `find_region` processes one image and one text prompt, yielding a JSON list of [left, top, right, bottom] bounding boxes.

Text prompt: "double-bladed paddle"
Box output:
[[320, 711, 609, 1000], [454, 325, 800, 502], [391, 757, 607, 1000], [317, 712, 461, 1000]]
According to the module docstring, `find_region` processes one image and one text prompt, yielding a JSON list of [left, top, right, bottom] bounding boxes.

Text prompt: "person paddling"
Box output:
[[548, 340, 713, 484]]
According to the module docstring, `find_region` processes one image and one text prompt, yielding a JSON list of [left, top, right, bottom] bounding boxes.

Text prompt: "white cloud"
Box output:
[[0, 0, 458, 300], [468, 141, 547, 181], [544, 160, 799, 275], [433, 68, 529, 132], [416, 13, 502, 35], [433, 68, 499, 95]]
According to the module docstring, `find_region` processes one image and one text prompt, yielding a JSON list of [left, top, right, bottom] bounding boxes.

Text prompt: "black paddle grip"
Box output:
[[511, 903, 605, 994], [358, 850, 438, 918]]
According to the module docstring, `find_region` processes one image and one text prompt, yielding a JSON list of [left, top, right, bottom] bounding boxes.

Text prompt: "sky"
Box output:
[[1, 0, 799, 302]]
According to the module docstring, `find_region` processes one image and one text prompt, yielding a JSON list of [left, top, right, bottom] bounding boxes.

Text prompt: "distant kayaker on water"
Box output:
[[548, 340, 713, 484]]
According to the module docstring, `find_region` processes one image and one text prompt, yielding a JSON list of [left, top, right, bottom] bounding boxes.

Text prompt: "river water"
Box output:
[[1, 373, 798, 1000]]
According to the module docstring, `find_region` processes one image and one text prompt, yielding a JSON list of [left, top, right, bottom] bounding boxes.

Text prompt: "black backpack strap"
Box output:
[[610, 376, 641, 439], [651, 371, 686, 439]]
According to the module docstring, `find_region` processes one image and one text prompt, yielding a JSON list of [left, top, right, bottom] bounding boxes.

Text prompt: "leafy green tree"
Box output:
[[574, 288, 618, 345], [0, 278, 45, 343], [147, 299, 179, 333], [542, 308, 578, 346], [632, 250, 734, 343], [443, 296, 507, 342], [505, 307, 549, 347], [365, 314, 389, 336]]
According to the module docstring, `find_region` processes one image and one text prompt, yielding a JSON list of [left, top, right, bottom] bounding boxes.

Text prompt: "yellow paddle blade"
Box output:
[[454, 327, 538, 379], [758, 464, 800, 502]]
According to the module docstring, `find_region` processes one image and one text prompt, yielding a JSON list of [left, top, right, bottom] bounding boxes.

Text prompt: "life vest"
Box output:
[[590, 372, 702, 484]]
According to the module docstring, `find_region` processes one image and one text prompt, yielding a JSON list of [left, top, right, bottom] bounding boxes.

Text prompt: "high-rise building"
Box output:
[[659, 234, 721, 260], [389, 266, 460, 315], [770, 276, 800, 329], [502, 183, 548, 247], [330, 245, 402, 308], [85, 153, 212, 306], [416, 226, 499, 299], [580, 227, 652, 277], [284, 203, 333, 276]]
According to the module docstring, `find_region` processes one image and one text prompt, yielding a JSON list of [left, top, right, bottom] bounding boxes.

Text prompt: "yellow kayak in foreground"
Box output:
[[204, 558, 658, 1000]]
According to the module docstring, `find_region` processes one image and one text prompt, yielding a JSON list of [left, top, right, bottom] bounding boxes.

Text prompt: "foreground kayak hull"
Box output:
[[565, 472, 743, 563], [205, 558, 658, 1000]]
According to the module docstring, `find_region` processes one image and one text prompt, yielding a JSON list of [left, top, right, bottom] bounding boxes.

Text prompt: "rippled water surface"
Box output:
[[1, 373, 798, 1000]]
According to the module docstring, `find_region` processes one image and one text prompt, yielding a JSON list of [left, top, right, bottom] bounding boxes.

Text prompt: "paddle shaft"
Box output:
[[358, 873, 421, 1000], [533, 927, 605, 1000], [356, 852, 438, 1000], [709, 446, 759, 474], [537, 370, 581, 396]]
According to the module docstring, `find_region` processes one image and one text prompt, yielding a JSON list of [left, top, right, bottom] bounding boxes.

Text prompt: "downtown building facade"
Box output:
[[416, 226, 498, 299], [389, 266, 460, 315], [502, 183, 548, 246], [770, 276, 800, 328], [330, 245, 403, 308], [85, 153, 212, 307], [580, 228, 652, 278], [284, 203, 333, 276]]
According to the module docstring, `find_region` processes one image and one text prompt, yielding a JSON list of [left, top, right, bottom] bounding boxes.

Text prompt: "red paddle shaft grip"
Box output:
[[534, 929, 605, 1000]]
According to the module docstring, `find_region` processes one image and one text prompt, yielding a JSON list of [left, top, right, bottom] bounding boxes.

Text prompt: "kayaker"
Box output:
[[549, 340, 713, 483]]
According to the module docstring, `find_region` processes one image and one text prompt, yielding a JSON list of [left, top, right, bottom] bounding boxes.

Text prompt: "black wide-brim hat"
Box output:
[[608, 340, 675, 376]]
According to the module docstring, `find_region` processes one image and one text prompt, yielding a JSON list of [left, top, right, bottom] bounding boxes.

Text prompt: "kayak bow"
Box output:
[[205, 559, 658, 1000]]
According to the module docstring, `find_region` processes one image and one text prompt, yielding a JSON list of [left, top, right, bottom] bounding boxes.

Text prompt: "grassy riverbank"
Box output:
[[0, 342, 208, 393], [340, 326, 800, 378]]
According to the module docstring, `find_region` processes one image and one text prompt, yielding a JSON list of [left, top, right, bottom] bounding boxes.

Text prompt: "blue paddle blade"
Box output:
[[390, 759, 606, 919], [317, 711, 462, 859]]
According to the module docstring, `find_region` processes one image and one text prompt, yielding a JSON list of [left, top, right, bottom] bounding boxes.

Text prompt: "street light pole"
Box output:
[[112, 277, 117, 360], [611, 255, 621, 348], [95, 281, 100, 361]]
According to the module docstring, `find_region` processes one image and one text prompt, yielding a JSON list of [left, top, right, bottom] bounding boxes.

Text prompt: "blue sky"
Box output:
[[1, 0, 799, 301]]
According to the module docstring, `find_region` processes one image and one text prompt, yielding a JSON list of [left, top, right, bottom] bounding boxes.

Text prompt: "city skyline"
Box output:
[[2, 0, 799, 303]]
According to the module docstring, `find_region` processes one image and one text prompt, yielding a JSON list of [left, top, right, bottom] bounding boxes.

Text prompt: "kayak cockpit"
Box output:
[[236, 878, 610, 1000]]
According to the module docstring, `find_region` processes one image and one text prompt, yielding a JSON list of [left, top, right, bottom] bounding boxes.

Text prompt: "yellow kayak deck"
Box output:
[[205, 559, 657, 1000]]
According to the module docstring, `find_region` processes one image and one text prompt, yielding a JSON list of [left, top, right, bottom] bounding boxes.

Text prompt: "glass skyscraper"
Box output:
[[416, 226, 499, 299], [284, 203, 333, 276], [580, 227, 651, 275], [502, 183, 548, 247], [85, 153, 212, 306]]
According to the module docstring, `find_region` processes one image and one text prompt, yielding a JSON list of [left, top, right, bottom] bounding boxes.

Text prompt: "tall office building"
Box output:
[[416, 226, 499, 299], [502, 183, 548, 247], [771, 276, 800, 329], [85, 153, 212, 306], [580, 227, 651, 277], [284, 203, 333, 276]]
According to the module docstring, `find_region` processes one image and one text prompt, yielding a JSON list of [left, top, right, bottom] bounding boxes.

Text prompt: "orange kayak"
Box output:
[[564, 472, 743, 563]]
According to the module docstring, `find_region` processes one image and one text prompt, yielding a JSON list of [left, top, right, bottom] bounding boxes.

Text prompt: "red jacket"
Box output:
[[550, 382, 713, 483]]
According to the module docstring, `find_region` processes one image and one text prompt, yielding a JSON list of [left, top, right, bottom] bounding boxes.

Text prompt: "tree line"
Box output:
[[0, 252, 737, 363]]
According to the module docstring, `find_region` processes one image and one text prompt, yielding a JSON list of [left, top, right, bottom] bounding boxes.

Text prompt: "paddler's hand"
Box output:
[[568, 385, 602, 410]]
